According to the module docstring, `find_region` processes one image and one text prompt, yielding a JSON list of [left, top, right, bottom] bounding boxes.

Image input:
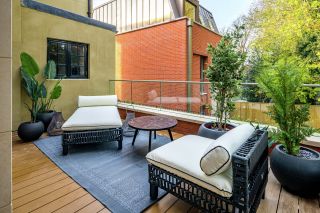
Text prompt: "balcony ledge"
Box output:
[[118, 102, 320, 150], [118, 102, 247, 125]]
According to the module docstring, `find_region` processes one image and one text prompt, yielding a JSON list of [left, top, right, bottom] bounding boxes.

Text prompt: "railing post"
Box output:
[[130, 81, 133, 105], [187, 82, 192, 113], [160, 81, 162, 110]]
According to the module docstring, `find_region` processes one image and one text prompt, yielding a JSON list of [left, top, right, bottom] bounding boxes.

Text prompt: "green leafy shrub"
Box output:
[[20, 52, 62, 122], [206, 34, 246, 130], [257, 57, 316, 155]]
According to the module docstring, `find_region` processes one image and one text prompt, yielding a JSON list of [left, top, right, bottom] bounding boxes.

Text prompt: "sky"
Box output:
[[200, 0, 255, 30], [93, 0, 255, 31]]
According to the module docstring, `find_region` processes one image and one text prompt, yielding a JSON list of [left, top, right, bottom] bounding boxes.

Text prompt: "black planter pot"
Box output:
[[37, 110, 55, 131], [18, 121, 44, 142], [198, 122, 236, 140], [270, 144, 320, 197]]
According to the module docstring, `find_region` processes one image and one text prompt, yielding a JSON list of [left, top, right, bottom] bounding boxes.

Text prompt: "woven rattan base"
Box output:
[[62, 128, 123, 155]]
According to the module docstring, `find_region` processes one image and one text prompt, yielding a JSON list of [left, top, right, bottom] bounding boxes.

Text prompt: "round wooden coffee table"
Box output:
[[128, 116, 178, 151]]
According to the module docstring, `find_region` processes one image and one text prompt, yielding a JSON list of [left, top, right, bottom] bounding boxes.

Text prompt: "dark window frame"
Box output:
[[47, 38, 89, 79]]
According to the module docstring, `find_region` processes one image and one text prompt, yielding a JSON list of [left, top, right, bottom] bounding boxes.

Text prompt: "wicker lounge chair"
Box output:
[[62, 95, 123, 155], [146, 124, 268, 213]]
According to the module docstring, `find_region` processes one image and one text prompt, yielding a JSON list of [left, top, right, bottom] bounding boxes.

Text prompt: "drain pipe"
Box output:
[[187, 19, 193, 112], [87, 0, 93, 18]]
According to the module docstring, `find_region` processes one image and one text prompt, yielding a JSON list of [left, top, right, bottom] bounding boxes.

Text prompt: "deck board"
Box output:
[[77, 200, 106, 213], [13, 173, 69, 199], [32, 188, 87, 213], [13, 169, 63, 191], [144, 194, 178, 213], [12, 132, 319, 213], [14, 183, 80, 213], [277, 188, 299, 213], [53, 194, 96, 213], [13, 178, 74, 209], [257, 171, 281, 213], [299, 197, 320, 213]]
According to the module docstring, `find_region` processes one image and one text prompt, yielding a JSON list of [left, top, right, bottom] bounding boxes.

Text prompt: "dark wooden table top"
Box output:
[[128, 116, 177, 131]]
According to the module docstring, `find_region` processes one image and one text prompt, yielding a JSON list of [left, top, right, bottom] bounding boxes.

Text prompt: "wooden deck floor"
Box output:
[[12, 132, 320, 213]]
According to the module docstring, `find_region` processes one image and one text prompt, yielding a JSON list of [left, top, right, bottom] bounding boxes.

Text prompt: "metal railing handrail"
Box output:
[[109, 79, 320, 87]]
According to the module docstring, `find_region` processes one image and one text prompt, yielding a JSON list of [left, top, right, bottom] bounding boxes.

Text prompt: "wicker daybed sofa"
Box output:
[[61, 95, 123, 155], [146, 124, 268, 213]]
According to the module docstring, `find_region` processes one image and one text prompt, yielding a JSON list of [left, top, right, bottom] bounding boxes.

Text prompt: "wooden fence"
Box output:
[[232, 102, 320, 128]]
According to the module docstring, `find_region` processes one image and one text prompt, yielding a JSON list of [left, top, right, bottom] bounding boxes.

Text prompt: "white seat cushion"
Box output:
[[200, 124, 255, 175], [78, 95, 118, 107], [146, 135, 233, 198], [62, 106, 122, 131]]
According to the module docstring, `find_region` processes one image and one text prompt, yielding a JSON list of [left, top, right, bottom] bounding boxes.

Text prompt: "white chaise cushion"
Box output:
[[78, 95, 118, 107], [62, 106, 122, 131], [200, 124, 255, 176], [146, 135, 233, 198]]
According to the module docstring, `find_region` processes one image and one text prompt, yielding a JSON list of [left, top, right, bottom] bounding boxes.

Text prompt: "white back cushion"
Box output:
[[200, 124, 255, 175], [78, 95, 118, 107]]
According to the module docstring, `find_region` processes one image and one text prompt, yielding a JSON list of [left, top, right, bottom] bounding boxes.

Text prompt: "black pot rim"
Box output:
[[202, 122, 236, 131], [275, 144, 320, 160], [21, 121, 44, 125], [38, 110, 55, 114]]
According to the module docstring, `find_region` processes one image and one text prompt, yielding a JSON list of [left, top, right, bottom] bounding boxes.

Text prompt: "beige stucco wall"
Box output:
[[12, 0, 116, 129], [36, 0, 89, 16], [0, 0, 12, 211]]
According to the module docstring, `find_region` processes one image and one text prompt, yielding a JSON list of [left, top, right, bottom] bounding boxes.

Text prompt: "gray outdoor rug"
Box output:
[[34, 131, 170, 213]]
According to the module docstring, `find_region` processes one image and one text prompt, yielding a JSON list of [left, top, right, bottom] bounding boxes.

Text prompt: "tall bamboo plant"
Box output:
[[257, 57, 316, 155], [206, 34, 246, 130], [20, 52, 62, 122]]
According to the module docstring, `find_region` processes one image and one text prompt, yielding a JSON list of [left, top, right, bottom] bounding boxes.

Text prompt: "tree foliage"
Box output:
[[250, 0, 316, 59], [244, 0, 320, 103], [206, 34, 246, 130], [241, 51, 270, 102]]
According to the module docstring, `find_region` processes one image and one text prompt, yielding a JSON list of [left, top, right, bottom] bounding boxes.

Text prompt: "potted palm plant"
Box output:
[[18, 52, 45, 141], [18, 52, 62, 141], [198, 34, 246, 139], [37, 60, 62, 130], [257, 57, 320, 197]]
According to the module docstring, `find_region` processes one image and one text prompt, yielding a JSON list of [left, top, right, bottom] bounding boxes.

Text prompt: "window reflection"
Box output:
[[94, 0, 175, 32], [185, 1, 195, 21], [47, 39, 88, 79]]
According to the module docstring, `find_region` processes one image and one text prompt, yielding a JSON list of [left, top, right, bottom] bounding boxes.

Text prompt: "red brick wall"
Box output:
[[190, 23, 221, 114], [116, 18, 189, 80], [116, 18, 189, 109], [192, 23, 221, 57], [115, 20, 221, 114]]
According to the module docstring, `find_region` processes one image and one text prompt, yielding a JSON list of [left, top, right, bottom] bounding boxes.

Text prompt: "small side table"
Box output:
[[128, 116, 178, 151]]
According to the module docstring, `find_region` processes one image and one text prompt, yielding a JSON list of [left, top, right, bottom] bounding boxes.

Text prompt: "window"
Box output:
[[47, 39, 89, 79], [185, 1, 196, 21]]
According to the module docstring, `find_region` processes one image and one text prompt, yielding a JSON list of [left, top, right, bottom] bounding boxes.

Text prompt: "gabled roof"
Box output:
[[199, 5, 219, 33]]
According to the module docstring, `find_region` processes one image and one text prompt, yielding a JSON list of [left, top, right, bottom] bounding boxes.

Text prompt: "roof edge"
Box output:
[[21, 0, 117, 32]]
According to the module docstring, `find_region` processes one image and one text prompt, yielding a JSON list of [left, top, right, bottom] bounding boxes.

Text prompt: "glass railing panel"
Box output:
[[109, 80, 320, 128], [159, 82, 188, 112], [131, 81, 161, 107], [110, 80, 133, 104]]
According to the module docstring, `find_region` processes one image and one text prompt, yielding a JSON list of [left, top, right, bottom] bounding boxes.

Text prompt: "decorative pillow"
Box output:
[[78, 95, 118, 107], [200, 124, 255, 176]]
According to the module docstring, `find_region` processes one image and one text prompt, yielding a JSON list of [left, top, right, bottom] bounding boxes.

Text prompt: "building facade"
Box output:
[[12, 0, 116, 129], [0, 0, 12, 212], [94, 0, 221, 114]]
